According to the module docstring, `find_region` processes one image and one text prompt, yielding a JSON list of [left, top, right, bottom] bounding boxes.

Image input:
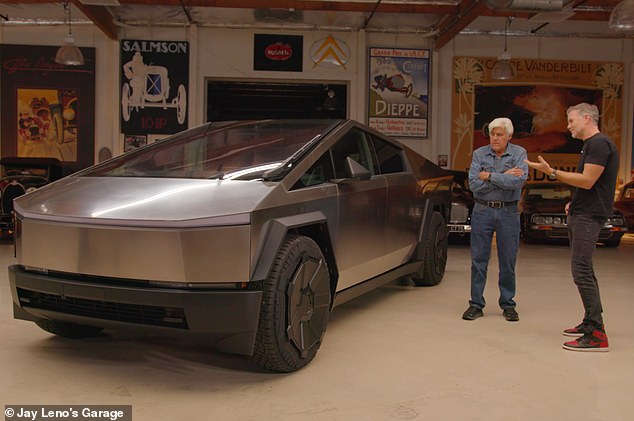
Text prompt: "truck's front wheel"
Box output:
[[253, 235, 332, 372]]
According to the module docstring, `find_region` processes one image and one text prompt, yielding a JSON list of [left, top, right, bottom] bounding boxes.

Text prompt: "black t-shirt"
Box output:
[[569, 133, 619, 218]]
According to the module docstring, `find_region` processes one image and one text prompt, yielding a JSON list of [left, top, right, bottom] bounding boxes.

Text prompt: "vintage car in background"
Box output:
[[0, 157, 63, 236], [8, 119, 452, 372], [614, 180, 634, 231], [520, 182, 627, 247], [447, 170, 473, 243]]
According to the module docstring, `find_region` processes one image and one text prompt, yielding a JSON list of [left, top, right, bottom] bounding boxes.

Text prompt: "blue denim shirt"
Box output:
[[468, 142, 528, 202]]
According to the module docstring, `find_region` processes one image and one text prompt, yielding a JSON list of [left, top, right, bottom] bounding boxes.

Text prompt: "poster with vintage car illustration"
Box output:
[[120, 40, 189, 135]]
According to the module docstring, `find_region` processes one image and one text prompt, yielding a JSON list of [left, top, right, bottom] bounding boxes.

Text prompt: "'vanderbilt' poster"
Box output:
[[451, 57, 623, 181]]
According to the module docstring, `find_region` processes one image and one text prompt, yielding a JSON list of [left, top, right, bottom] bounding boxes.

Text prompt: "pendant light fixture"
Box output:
[[55, 1, 84, 66], [609, 0, 634, 31], [491, 17, 515, 80]]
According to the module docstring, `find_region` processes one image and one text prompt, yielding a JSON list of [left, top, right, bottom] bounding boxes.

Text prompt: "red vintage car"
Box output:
[[614, 180, 634, 231]]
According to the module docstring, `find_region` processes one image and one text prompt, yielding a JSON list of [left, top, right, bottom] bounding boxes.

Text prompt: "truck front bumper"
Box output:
[[8, 264, 263, 355]]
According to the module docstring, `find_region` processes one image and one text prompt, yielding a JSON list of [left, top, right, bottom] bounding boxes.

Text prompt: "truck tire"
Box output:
[[412, 211, 448, 286], [253, 235, 332, 372]]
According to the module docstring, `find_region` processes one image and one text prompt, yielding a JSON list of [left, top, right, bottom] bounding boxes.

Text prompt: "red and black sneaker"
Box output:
[[563, 323, 592, 337], [562, 327, 609, 352]]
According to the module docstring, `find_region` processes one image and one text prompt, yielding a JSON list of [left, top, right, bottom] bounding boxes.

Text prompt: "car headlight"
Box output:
[[607, 216, 624, 226], [532, 215, 553, 225]]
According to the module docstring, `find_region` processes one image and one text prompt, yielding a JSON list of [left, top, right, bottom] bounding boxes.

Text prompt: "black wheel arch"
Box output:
[[413, 197, 449, 260], [251, 211, 339, 305]]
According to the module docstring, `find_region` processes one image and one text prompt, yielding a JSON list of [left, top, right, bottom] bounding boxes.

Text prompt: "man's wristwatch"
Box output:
[[548, 169, 557, 180], [487, 172, 492, 181]]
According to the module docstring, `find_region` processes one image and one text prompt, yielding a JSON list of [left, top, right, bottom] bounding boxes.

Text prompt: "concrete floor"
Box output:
[[1, 234, 633, 421]]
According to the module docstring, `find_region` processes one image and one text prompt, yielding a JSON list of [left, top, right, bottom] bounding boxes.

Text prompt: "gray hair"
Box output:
[[488, 117, 514, 137], [567, 103, 599, 125]]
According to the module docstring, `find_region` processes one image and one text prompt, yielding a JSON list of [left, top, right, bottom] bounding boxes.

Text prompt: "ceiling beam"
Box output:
[[435, 0, 490, 49], [71, 1, 118, 40], [568, 10, 611, 20]]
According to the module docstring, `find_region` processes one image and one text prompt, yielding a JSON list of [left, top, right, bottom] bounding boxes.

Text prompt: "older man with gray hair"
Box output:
[[462, 117, 528, 322]]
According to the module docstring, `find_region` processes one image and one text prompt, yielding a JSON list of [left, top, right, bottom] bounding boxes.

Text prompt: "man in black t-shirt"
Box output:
[[525, 103, 618, 352]]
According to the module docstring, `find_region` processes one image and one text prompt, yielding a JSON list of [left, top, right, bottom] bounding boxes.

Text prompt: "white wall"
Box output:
[[195, 28, 359, 118], [1, 23, 632, 180]]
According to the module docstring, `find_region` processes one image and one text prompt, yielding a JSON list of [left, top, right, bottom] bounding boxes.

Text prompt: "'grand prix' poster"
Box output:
[[368, 48, 430, 138]]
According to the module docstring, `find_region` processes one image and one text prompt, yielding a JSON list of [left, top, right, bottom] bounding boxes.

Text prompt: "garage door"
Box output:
[[207, 81, 347, 121]]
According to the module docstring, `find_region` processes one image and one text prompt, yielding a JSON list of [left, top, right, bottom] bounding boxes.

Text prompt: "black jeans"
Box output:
[[568, 213, 605, 329]]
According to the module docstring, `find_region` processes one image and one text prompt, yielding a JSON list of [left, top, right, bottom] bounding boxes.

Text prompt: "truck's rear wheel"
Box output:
[[412, 211, 448, 286]]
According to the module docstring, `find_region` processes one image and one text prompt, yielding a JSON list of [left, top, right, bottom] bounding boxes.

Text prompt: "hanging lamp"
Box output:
[[55, 1, 84, 66], [609, 0, 634, 31], [491, 17, 515, 80]]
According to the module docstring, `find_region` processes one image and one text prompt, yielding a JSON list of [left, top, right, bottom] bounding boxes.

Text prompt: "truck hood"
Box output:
[[14, 176, 277, 227]]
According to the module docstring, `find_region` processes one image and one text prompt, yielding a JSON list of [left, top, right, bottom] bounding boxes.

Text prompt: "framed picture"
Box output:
[[16, 88, 79, 160], [124, 134, 147, 152], [1, 44, 95, 174], [368, 47, 430, 138]]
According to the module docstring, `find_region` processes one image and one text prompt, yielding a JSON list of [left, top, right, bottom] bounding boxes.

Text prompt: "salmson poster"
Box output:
[[120, 39, 189, 136]]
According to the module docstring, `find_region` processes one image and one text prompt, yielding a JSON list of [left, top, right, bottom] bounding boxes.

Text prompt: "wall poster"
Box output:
[[0, 44, 95, 173], [368, 47, 430, 138], [120, 39, 189, 136], [123, 134, 147, 152], [451, 57, 623, 181]]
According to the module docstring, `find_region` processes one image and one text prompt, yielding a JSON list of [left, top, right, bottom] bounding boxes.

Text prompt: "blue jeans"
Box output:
[[568, 213, 604, 329], [469, 203, 520, 309]]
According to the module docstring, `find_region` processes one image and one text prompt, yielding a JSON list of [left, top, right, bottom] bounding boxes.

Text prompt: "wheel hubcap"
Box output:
[[286, 255, 331, 357]]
